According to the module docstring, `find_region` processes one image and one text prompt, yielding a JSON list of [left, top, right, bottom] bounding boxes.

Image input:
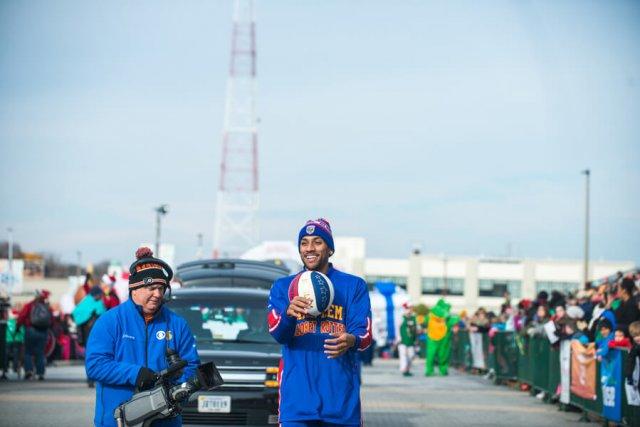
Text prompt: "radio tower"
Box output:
[[213, 0, 259, 258]]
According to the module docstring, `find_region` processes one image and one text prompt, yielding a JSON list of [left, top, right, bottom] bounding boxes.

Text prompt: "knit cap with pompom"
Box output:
[[128, 247, 170, 290], [135, 247, 154, 260]]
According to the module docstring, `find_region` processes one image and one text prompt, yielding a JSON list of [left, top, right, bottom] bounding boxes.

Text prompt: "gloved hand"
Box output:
[[135, 367, 158, 391], [174, 368, 184, 380]]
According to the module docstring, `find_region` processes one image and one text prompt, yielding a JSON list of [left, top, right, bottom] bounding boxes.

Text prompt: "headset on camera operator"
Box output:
[[86, 247, 200, 427]]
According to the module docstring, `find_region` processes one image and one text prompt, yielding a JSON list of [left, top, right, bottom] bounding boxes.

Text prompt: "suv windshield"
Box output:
[[171, 297, 274, 344]]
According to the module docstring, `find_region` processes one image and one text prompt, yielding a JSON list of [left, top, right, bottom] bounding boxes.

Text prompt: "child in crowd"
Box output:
[[526, 304, 550, 337], [558, 318, 589, 344], [625, 321, 640, 393], [596, 318, 613, 361], [608, 326, 632, 350], [512, 299, 531, 332]]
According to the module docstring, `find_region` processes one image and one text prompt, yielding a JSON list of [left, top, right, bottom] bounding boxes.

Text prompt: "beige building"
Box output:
[[332, 237, 636, 312]]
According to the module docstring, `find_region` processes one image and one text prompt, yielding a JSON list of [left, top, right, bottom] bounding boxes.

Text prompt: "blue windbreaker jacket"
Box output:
[[267, 265, 372, 425], [86, 298, 200, 427]]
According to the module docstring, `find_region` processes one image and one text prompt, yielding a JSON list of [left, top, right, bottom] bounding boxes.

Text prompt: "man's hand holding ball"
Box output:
[[287, 296, 311, 319]]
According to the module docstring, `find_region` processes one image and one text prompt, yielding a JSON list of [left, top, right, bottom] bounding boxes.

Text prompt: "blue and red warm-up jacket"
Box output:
[[267, 265, 372, 425]]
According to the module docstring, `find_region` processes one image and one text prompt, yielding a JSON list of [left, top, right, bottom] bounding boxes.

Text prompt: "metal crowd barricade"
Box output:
[[450, 330, 640, 426], [455, 332, 469, 368], [482, 332, 490, 372], [450, 330, 471, 370], [492, 331, 518, 383], [568, 360, 602, 420], [449, 332, 460, 367], [530, 335, 550, 394], [568, 350, 640, 425], [547, 345, 561, 397], [515, 334, 533, 388], [621, 352, 640, 426]]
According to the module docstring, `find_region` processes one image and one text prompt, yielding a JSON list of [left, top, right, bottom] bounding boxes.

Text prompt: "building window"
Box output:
[[421, 277, 464, 296], [535, 281, 580, 295], [478, 279, 521, 298], [366, 275, 407, 290]]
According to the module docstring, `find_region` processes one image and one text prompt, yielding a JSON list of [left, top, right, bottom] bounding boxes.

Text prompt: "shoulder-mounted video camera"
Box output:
[[114, 348, 223, 427]]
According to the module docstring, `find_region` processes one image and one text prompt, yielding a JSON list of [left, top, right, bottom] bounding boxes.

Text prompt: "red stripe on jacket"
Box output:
[[358, 317, 372, 351]]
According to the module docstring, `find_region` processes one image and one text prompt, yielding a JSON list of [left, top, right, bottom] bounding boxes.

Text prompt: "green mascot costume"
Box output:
[[424, 299, 459, 376]]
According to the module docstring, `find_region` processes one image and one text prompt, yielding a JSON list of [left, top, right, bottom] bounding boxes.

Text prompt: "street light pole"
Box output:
[[582, 169, 590, 289], [6, 227, 13, 290], [155, 204, 169, 256]]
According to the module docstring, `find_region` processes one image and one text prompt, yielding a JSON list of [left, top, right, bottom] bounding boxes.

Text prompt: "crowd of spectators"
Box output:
[[1, 273, 121, 381], [460, 270, 640, 340], [457, 269, 640, 398]]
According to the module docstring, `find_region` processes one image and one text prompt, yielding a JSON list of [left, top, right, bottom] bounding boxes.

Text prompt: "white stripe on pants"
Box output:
[[398, 343, 415, 372]]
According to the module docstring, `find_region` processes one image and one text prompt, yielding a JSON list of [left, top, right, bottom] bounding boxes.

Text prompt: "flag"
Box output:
[[601, 349, 622, 422], [625, 356, 640, 406], [469, 331, 485, 369], [560, 340, 571, 404], [570, 340, 596, 400]]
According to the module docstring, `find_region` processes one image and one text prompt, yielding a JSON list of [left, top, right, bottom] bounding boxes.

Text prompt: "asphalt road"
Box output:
[[362, 359, 584, 427], [0, 359, 586, 426], [0, 363, 94, 427]]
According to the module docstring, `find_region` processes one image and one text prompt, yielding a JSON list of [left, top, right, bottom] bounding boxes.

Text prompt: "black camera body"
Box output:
[[114, 349, 224, 427]]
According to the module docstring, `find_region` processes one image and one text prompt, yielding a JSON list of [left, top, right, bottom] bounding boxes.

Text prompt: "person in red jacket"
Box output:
[[609, 326, 632, 350], [101, 274, 120, 310], [17, 289, 53, 380]]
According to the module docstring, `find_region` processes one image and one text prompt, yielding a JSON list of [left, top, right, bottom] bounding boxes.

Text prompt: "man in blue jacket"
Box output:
[[267, 218, 373, 427], [86, 247, 200, 427]]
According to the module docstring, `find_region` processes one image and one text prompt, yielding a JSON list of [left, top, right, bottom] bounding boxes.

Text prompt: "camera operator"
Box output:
[[86, 248, 200, 427]]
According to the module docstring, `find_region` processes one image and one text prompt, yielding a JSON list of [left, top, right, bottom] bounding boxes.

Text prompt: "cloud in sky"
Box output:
[[1, 0, 639, 266]]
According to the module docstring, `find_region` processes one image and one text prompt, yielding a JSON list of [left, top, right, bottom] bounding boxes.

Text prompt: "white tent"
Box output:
[[241, 241, 303, 272]]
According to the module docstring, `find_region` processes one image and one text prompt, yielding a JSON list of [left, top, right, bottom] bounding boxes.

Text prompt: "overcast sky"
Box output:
[[1, 0, 639, 267]]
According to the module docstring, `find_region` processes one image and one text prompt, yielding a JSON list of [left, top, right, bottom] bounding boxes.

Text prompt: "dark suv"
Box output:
[[171, 260, 289, 426]]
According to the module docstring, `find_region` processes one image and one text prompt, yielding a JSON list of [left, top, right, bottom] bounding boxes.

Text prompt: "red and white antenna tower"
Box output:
[[213, 0, 259, 258]]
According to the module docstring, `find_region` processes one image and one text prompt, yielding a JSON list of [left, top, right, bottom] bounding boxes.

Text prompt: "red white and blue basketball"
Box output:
[[288, 271, 334, 317]]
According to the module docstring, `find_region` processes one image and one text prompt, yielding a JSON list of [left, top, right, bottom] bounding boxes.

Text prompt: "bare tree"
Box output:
[[0, 241, 23, 259]]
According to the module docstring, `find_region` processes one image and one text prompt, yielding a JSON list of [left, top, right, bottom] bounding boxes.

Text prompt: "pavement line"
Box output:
[[0, 394, 93, 403], [363, 400, 552, 414], [0, 382, 89, 389], [363, 387, 517, 397]]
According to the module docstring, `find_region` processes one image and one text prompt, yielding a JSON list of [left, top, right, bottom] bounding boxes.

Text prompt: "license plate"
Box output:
[[197, 395, 231, 413]]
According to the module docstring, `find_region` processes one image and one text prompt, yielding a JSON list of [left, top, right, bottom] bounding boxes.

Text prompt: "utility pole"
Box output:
[[582, 169, 590, 289], [155, 204, 169, 256], [213, 0, 260, 258]]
